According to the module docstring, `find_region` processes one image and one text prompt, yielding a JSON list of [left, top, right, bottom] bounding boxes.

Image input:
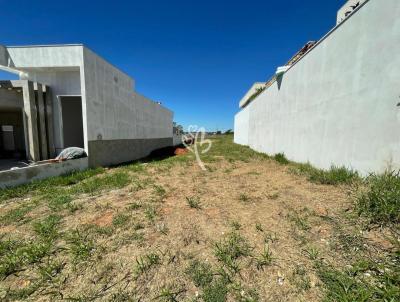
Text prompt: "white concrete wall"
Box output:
[[0, 157, 88, 189], [234, 106, 249, 145], [234, 0, 400, 175], [82, 47, 172, 142]]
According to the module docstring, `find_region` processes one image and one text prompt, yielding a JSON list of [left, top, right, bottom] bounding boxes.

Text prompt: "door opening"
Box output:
[[60, 96, 84, 149]]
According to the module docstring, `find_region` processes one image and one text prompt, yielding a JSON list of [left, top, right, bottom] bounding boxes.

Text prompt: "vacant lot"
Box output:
[[0, 136, 398, 301]]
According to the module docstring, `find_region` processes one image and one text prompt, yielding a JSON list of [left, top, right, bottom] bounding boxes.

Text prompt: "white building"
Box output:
[[0, 44, 173, 169], [234, 0, 400, 175]]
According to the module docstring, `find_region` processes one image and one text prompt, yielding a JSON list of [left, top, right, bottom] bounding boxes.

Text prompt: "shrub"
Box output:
[[356, 170, 400, 226]]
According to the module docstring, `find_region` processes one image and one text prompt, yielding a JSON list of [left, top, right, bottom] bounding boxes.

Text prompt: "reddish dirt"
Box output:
[[92, 211, 114, 227], [174, 148, 188, 155]]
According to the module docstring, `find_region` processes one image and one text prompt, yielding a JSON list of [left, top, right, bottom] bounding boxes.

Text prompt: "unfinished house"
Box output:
[[234, 0, 400, 175], [0, 44, 173, 187]]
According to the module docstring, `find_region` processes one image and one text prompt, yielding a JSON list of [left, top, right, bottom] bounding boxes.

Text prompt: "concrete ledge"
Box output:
[[0, 158, 88, 189], [88, 138, 173, 167]]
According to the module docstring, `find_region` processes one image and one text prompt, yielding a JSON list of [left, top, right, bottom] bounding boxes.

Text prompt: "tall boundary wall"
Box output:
[[234, 0, 400, 175]]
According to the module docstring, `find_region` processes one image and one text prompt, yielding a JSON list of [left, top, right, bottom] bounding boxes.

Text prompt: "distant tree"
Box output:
[[173, 122, 184, 135], [216, 130, 222, 135], [224, 129, 233, 135]]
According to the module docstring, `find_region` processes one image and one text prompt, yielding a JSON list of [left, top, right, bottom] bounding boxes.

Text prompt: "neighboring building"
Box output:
[[234, 0, 400, 175], [0, 44, 173, 171]]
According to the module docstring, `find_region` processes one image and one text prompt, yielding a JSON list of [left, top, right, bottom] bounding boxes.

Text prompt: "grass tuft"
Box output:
[[202, 277, 229, 302], [186, 259, 214, 287], [112, 213, 130, 227], [134, 252, 161, 277], [33, 215, 61, 240], [186, 196, 201, 209], [255, 244, 273, 270], [214, 232, 252, 273], [239, 193, 251, 203], [293, 163, 359, 185], [356, 170, 400, 226], [66, 230, 95, 263]]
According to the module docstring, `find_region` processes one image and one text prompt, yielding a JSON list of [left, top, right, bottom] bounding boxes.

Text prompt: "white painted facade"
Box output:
[[234, 0, 400, 175]]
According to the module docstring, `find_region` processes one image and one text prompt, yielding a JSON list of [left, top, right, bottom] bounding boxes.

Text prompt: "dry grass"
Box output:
[[0, 135, 398, 301]]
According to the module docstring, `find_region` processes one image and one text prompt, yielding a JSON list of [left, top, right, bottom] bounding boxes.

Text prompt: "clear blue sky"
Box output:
[[0, 0, 344, 131]]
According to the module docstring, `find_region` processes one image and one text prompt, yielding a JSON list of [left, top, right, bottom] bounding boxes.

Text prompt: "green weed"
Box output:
[[134, 252, 161, 277], [0, 240, 51, 278], [214, 232, 252, 273], [66, 230, 95, 263], [112, 213, 130, 227], [33, 215, 61, 240], [255, 244, 273, 270], [293, 163, 359, 185], [186, 259, 214, 287], [356, 170, 400, 226], [186, 196, 201, 209], [273, 153, 289, 165]]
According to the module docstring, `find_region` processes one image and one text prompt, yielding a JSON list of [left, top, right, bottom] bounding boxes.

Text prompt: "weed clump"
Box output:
[[186, 196, 201, 209], [185, 259, 213, 287], [134, 252, 161, 277], [273, 153, 289, 165], [112, 213, 130, 227], [214, 232, 252, 273], [66, 230, 95, 263], [33, 215, 61, 240]]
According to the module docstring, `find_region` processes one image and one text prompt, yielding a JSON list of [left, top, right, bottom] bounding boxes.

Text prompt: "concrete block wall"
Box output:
[[234, 0, 400, 175]]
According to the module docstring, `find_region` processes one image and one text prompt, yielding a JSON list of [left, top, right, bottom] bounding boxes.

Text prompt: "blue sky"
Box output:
[[0, 0, 344, 131]]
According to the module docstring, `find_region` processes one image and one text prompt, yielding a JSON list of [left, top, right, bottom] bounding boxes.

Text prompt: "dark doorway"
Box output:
[[0, 109, 26, 159], [60, 96, 84, 149]]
